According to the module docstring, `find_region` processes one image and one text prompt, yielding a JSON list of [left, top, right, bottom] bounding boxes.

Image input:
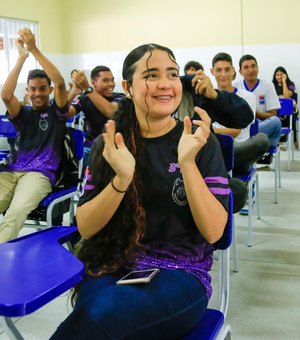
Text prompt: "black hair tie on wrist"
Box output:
[[111, 176, 128, 193]]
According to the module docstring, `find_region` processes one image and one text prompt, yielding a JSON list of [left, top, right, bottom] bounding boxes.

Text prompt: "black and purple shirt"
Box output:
[[79, 120, 230, 300], [3, 101, 68, 186], [71, 92, 125, 146]]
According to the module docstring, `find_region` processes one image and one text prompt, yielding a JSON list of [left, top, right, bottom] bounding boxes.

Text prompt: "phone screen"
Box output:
[[116, 269, 160, 285]]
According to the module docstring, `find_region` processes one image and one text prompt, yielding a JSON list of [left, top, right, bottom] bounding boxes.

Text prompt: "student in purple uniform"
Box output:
[[50, 43, 230, 339], [68, 66, 125, 170], [0, 28, 68, 242]]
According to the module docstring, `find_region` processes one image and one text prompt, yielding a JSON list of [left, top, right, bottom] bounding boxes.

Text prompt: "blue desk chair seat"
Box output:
[[183, 310, 226, 340], [0, 226, 84, 339]]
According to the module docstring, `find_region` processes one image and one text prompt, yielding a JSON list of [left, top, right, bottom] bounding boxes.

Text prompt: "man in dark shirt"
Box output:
[[0, 29, 68, 242], [179, 70, 254, 213], [68, 66, 125, 170]]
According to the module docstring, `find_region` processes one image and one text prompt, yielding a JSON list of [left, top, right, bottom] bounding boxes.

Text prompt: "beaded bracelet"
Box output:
[[111, 176, 128, 193]]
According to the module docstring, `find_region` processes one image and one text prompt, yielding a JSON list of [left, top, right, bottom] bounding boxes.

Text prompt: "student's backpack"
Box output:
[[55, 127, 81, 188]]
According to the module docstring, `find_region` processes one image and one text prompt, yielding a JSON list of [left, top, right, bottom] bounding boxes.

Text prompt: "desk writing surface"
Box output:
[[0, 227, 84, 317]]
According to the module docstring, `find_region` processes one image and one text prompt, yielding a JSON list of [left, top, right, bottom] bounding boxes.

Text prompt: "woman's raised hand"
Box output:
[[102, 120, 136, 181], [178, 107, 211, 165]]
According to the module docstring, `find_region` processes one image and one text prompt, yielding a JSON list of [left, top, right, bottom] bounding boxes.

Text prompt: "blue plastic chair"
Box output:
[[278, 97, 294, 171], [0, 115, 17, 138], [264, 98, 294, 204], [234, 119, 261, 246], [24, 127, 84, 228], [0, 115, 17, 162], [215, 134, 238, 272], [0, 226, 84, 339], [182, 192, 233, 340]]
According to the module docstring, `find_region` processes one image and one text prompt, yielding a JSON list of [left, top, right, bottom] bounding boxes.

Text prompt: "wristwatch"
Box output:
[[83, 86, 94, 95]]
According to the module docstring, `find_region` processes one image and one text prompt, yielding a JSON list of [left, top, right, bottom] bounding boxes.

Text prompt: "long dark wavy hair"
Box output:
[[272, 66, 294, 89], [71, 43, 177, 303]]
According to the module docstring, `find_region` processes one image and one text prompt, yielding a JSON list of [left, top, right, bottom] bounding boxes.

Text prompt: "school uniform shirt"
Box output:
[[3, 101, 68, 186], [212, 88, 256, 143], [79, 120, 230, 300], [234, 78, 280, 113], [71, 92, 125, 146]]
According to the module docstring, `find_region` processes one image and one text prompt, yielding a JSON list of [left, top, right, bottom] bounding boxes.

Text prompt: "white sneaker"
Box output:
[[239, 205, 249, 215]]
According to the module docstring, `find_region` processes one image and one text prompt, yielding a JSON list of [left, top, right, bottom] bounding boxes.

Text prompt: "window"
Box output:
[[0, 17, 38, 84]]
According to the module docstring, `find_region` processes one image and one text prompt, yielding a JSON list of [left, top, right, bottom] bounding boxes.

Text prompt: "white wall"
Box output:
[[1, 42, 299, 114], [54, 43, 300, 95]]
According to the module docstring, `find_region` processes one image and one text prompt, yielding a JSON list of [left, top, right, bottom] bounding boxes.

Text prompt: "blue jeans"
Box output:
[[258, 116, 282, 147], [50, 269, 208, 339]]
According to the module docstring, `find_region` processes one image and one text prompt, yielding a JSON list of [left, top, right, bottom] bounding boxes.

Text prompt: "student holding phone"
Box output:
[[51, 44, 229, 339]]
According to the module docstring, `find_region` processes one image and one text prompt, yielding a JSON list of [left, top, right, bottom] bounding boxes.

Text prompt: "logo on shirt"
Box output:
[[259, 95, 265, 105], [39, 113, 49, 131], [168, 162, 181, 173], [172, 178, 187, 206]]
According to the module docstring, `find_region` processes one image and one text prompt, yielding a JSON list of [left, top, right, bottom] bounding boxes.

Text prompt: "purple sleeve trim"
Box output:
[[209, 187, 230, 195], [204, 176, 229, 184]]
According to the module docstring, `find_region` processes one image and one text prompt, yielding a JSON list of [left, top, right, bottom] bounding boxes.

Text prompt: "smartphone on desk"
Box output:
[[116, 268, 160, 285]]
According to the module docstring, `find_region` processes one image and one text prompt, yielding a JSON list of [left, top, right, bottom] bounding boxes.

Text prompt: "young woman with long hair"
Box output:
[[51, 43, 229, 339]]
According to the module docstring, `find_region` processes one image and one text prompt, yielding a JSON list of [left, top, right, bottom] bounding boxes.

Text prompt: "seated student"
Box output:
[[234, 54, 282, 164], [184, 60, 204, 74], [68, 66, 125, 171], [50, 43, 229, 339], [178, 68, 254, 213], [272, 66, 298, 147], [210, 52, 270, 175], [0, 28, 68, 243], [68, 69, 81, 94]]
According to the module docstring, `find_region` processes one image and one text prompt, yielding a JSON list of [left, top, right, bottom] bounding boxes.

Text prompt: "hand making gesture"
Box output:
[[191, 69, 218, 100], [18, 28, 37, 53], [178, 107, 211, 165], [102, 120, 136, 183]]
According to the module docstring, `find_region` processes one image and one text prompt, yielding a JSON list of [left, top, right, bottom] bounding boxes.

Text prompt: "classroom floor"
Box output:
[[1, 147, 300, 340]]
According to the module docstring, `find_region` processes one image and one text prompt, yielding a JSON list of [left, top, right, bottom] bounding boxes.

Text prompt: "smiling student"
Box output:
[[234, 54, 282, 164], [50, 43, 230, 339], [0, 28, 68, 242]]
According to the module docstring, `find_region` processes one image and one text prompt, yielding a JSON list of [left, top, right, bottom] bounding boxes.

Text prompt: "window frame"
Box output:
[[0, 17, 39, 84]]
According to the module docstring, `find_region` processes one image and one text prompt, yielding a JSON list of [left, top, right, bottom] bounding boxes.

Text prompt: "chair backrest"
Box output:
[[0, 115, 17, 137], [291, 92, 298, 104], [214, 191, 233, 251], [215, 134, 234, 173], [278, 98, 293, 116]]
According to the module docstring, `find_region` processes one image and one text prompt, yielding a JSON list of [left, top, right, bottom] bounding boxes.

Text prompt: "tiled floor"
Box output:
[[1, 148, 300, 339]]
